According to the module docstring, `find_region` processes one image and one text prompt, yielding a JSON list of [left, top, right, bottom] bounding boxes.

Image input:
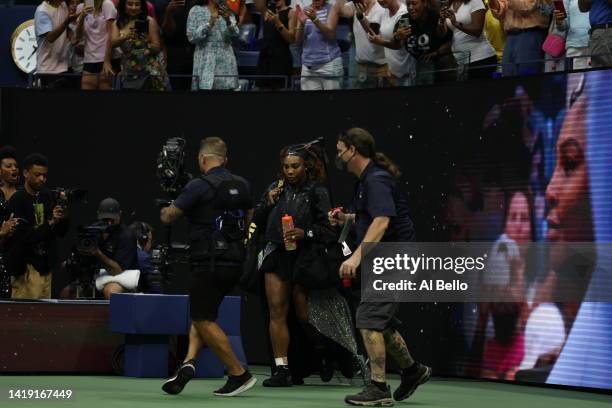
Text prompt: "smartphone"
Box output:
[[553, 0, 566, 15], [135, 19, 149, 35], [440, 0, 449, 9], [84, 0, 94, 10], [398, 16, 411, 30]]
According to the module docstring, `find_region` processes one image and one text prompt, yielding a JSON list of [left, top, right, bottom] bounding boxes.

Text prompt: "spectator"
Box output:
[[75, 0, 120, 90], [110, 0, 169, 90], [225, 0, 249, 24], [34, 0, 79, 88], [367, 0, 414, 87], [113, 0, 158, 20], [129, 221, 162, 293], [295, 0, 343, 90], [337, 0, 389, 88], [158, 0, 194, 90], [67, 0, 85, 75], [0, 146, 20, 299], [579, 0, 612, 68], [483, 0, 506, 63], [441, 0, 498, 79], [488, 0, 553, 76], [556, 0, 591, 70], [187, 0, 240, 90], [394, 0, 454, 85], [5, 154, 69, 299], [254, 0, 296, 89]]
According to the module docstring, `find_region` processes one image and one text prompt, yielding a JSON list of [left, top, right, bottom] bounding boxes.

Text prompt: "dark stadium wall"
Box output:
[[4, 70, 607, 387]]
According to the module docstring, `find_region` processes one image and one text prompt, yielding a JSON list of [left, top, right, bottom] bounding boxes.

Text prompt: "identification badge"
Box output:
[[341, 241, 352, 257]]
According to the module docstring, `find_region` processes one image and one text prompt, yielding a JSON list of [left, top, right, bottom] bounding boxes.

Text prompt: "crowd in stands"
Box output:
[[32, 0, 612, 90]]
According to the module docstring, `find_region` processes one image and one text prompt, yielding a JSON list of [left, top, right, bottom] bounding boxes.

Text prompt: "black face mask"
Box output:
[[335, 156, 347, 172], [335, 150, 353, 172]]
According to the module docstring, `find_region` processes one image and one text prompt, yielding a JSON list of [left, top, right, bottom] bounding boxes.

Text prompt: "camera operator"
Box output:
[[4, 153, 69, 299], [83, 197, 138, 299], [160, 137, 256, 397], [129, 221, 162, 294]]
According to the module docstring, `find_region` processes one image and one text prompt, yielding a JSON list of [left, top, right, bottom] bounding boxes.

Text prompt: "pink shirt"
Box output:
[[77, 0, 117, 63]]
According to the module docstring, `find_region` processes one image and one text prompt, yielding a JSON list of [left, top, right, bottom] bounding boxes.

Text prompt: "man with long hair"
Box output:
[[331, 128, 431, 406]]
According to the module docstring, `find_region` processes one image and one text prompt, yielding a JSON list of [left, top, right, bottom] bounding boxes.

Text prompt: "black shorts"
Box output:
[[355, 301, 402, 331], [189, 263, 241, 321], [83, 59, 121, 74], [260, 248, 299, 282]]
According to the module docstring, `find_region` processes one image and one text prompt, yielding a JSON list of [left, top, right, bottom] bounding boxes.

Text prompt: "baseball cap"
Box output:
[[97, 197, 121, 221]]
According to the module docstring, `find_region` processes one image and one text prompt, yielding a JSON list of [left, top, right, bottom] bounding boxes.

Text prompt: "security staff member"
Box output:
[[329, 128, 431, 407], [160, 137, 256, 397]]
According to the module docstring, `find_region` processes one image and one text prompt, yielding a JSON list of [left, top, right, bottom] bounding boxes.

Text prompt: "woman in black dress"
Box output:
[[254, 0, 297, 89]]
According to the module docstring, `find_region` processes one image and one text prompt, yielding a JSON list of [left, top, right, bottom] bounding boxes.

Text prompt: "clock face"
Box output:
[[12, 21, 37, 74]]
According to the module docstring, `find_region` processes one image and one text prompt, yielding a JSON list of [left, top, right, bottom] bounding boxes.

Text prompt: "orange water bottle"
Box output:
[[281, 214, 297, 251]]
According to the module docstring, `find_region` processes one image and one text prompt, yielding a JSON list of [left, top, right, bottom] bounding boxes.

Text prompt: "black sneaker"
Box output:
[[262, 366, 292, 387], [320, 357, 334, 382], [393, 363, 431, 401], [345, 383, 394, 406], [213, 370, 257, 397], [162, 360, 196, 395]]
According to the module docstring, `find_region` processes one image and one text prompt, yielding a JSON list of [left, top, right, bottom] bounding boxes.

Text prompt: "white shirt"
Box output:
[[347, 1, 386, 64], [35, 1, 70, 74], [445, 0, 495, 63], [379, 3, 414, 77]]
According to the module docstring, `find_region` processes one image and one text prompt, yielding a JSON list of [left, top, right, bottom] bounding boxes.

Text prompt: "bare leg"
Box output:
[[193, 319, 245, 377], [102, 282, 123, 300], [265, 272, 290, 361], [382, 329, 415, 369], [185, 323, 206, 362], [360, 329, 387, 383]]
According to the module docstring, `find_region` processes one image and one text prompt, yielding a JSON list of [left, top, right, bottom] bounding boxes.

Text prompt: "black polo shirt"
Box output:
[[354, 162, 415, 244]]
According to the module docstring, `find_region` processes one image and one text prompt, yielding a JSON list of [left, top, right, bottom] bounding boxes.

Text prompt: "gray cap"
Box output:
[[97, 197, 121, 221]]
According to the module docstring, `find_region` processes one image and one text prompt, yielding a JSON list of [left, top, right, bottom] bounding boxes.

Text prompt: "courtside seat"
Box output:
[[110, 294, 246, 378]]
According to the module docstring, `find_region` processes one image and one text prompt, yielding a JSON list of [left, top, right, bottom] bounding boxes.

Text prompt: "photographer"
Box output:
[[5, 154, 69, 299], [160, 137, 256, 397], [129, 221, 162, 293], [83, 197, 138, 299]]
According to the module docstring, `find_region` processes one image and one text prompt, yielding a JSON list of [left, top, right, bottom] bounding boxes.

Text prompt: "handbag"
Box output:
[[542, 17, 566, 58]]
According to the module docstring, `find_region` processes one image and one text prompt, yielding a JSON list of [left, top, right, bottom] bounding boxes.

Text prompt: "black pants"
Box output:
[[189, 263, 241, 321]]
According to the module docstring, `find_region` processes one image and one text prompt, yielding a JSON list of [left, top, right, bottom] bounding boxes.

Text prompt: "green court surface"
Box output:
[[1, 370, 610, 408]]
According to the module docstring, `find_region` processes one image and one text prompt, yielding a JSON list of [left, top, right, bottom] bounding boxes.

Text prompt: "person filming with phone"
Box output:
[[336, 0, 389, 88], [110, 0, 169, 90], [4, 154, 69, 300], [75, 0, 120, 90]]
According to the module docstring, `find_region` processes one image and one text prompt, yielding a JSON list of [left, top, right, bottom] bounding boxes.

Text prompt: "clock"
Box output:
[[11, 20, 37, 74]]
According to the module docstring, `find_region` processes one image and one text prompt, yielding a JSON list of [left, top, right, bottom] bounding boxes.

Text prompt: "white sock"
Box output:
[[275, 357, 288, 366]]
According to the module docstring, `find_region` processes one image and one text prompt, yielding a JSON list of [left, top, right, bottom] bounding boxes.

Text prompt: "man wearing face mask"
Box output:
[[329, 128, 430, 407], [83, 197, 138, 300]]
